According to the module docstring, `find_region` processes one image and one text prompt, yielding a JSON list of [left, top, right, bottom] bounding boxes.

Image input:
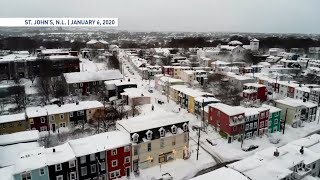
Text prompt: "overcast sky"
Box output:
[[1, 0, 319, 34]]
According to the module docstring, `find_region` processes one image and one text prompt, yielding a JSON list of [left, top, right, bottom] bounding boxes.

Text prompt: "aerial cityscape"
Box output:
[[1, 1, 320, 180]]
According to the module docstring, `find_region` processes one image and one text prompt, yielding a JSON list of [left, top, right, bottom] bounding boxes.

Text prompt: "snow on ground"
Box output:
[[119, 51, 320, 179]]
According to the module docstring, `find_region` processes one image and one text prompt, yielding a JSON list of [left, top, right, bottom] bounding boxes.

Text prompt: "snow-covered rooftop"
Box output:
[[63, 70, 123, 84], [14, 147, 47, 174], [194, 96, 220, 103], [121, 88, 148, 98], [45, 143, 75, 165], [191, 167, 249, 180], [0, 130, 39, 146], [68, 131, 130, 157], [208, 103, 244, 116], [0, 166, 14, 180], [0, 142, 41, 168], [117, 112, 189, 133], [26, 101, 103, 118], [244, 83, 265, 88], [261, 104, 282, 113], [275, 98, 317, 108], [0, 113, 26, 124]]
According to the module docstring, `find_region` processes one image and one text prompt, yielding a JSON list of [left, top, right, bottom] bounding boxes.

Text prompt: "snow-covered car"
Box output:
[[269, 137, 281, 144], [244, 145, 259, 152]]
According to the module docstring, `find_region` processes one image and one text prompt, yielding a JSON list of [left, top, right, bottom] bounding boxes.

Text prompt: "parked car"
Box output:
[[206, 139, 217, 146], [244, 145, 259, 152], [156, 173, 173, 180], [269, 137, 281, 144], [148, 89, 153, 93]]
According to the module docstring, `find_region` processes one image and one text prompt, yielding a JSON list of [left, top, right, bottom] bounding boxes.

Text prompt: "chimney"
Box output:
[[274, 149, 279, 157], [53, 148, 56, 153], [300, 146, 304, 155], [76, 101, 79, 105]]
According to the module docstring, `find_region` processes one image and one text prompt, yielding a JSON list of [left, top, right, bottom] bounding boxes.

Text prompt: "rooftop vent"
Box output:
[[300, 146, 304, 155], [274, 149, 279, 157], [53, 148, 56, 153]]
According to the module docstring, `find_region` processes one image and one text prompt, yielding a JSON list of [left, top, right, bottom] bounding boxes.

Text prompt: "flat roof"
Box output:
[[191, 167, 249, 180], [63, 70, 123, 84]]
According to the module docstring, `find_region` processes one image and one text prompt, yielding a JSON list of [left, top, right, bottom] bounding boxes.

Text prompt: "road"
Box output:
[[194, 159, 239, 177]]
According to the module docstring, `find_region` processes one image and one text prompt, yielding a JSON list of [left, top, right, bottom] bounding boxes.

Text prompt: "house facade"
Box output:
[[69, 131, 131, 180], [243, 83, 267, 102], [310, 88, 320, 106], [262, 104, 282, 133], [117, 113, 189, 172], [208, 103, 245, 143], [0, 113, 28, 135]]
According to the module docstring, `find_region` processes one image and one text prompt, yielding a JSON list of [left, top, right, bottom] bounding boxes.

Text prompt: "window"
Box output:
[[245, 124, 249, 130], [90, 154, 95, 161], [56, 175, 63, 180], [100, 151, 105, 159], [10, 123, 13, 127], [172, 137, 176, 146], [69, 160, 76, 168], [70, 172, 76, 180], [59, 122, 66, 128], [273, 126, 278, 132], [73, 84, 77, 87], [260, 121, 264, 128], [250, 123, 253, 130], [75, 89, 78, 93], [100, 162, 106, 171], [132, 133, 139, 143], [60, 114, 64, 119], [2, 124, 6, 129], [171, 125, 177, 134], [55, 164, 62, 171], [159, 128, 165, 137], [125, 156, 130, 163], [148, 142, 152, 152], [50, 115, 55, 122], [41, 117, 46, 123], [112, 160, 118, 167], [70, 112, 73, 117], [80, 156, 86, 164], [40, 126, 47, 132], [146, 130, 153, 140], [260, 112, 265, 118], [160, 139, 164, 148], [265, 121, 268, 127], [21, 172, 31, 180], [81, 167, 87, 176], [39, 168, 45, 176], [275, 112, 279, 117], [112, 149, 117, 156], [80, 83, 83, 87], [183, 123, 188, 131], [18, 121, 22, 126], [233, 126, 237, 131], [241, 124, 244, 129], [110, 170, 120, 178], [274, 119, 278, 124], [91, 164, 96, 173], [134, 146, 139, 156], [254, 122, 257, 128], [124, 146, 130, 152], [93, 81, 96, 85]]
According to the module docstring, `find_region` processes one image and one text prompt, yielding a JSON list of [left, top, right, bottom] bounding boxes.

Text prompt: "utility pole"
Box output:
[[196, 126, 201, 161], [282, 108, 288, 134]]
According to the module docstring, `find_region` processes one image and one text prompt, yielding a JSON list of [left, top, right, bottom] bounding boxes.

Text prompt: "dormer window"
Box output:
[[146, 130, 153, 140], [132, 133, 139, 143], [171, 125, 177, 134], [159, 127, 165, 137], [239, 115, 243, 121], [233, 117, 238, 122], [183, 123, 188, 131]]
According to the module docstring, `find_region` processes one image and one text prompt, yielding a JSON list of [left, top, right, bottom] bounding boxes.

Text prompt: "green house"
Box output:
[[262, 105, 282, 133]]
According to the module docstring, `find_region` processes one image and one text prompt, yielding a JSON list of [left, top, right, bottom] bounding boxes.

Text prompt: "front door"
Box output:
[[52, 124, 56, 132], [133, 160, 138, 172], [126, 167, 130, 177]]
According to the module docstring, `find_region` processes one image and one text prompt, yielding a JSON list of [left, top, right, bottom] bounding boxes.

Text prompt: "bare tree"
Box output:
[[36, 58, 54, 103], [51, 77, 68, 101], [11, 84, 26, 110]]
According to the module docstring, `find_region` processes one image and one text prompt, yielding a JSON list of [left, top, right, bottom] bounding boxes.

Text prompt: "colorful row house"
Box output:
[[242, 83, 267, 102], [275, 98, 317, 128], [208, 103, 246, 143], [25, 101, 104, 132], [262, 104, 282, 133], [11, 131, 131, 180], [116, 112, 189, 172], [0, 113, 28, 135]]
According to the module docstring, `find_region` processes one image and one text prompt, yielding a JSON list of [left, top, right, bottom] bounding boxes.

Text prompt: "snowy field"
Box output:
[[118, 51, 320, 179]]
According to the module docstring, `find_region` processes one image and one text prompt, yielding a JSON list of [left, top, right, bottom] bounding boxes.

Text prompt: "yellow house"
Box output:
[[173, 66, 192, 79], [169, 85, 187, 103], [0, 113, 28, 135]]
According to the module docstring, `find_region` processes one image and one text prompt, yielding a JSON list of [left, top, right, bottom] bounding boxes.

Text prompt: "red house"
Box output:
[[243, 83, 267, 102], [242, 89, 257, 100], [258, 109, 270, 136], [107, 145, 132, 179], [208, 103, 245, 143], [162, 66, 174, 77], [26, 106, 49, 132]]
